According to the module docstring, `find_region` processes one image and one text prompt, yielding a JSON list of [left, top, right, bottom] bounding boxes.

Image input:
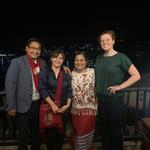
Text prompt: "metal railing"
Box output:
[[0, 88, 150, 145]]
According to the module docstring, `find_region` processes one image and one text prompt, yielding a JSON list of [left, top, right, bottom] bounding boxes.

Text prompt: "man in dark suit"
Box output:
[[5, 38, 46, 150]]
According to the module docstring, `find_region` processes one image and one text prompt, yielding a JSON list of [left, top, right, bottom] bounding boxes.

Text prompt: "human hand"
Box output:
[[8, 109, 16, 116], [63, 66, 71, 74], [51, 104, 59, 113], [57, 105, 69, 113], [107, 85, 121, 94]]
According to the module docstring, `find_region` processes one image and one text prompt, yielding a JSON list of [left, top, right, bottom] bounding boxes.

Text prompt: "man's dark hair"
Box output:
[[26, 38, 42, 47]]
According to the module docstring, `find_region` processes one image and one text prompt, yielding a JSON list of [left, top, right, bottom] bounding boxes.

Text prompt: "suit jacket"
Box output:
[[5, 55, 46, 113]]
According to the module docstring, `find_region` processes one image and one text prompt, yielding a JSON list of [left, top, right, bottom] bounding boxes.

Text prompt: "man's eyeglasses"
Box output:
[[28, 46, 41, 51]]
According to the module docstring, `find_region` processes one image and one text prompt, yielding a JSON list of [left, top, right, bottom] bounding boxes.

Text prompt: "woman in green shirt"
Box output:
[[95, 30, 141, 150]]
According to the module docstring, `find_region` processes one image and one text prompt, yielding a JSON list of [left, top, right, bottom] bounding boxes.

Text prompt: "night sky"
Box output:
[[0, 5, 149, 51]]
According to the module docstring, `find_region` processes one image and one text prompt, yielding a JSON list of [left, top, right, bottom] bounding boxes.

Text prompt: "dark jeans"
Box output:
[[98, 95, 124, 150], [16, 101, 41, 150], [46, 127, 64, 150]]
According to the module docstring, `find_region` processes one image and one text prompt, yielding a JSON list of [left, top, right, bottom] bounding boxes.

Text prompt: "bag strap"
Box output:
[[54, 71, 63, 103]]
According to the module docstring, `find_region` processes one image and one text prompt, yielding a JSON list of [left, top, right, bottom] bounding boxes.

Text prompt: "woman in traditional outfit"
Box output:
[[71, 51, 97, 150]]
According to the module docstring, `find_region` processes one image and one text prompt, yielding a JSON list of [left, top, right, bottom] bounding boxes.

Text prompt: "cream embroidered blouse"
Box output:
[[71, 68, 97, 116]]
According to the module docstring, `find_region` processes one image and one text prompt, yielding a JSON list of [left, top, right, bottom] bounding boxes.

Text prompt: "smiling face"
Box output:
[[74, 54, 87, 72], [25, 41, 41, 59], [51, 53, 64, 68], [99, 33, 115, 52]]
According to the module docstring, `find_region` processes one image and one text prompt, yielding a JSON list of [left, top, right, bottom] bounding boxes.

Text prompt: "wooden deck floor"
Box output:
[[0, 141, 142, 150]]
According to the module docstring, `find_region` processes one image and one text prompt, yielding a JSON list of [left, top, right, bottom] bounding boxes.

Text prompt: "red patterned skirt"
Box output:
[[71, 114, 96, 150]]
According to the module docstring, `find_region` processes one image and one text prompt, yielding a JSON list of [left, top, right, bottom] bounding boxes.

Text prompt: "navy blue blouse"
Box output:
[[39, 66, 72, 106]]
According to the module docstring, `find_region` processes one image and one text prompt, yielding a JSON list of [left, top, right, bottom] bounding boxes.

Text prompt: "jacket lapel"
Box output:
[[23, 55, 32, 81]]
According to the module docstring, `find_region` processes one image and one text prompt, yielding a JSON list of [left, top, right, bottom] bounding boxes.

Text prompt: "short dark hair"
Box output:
[[51, 49, 65, 60], [26, 38, 42, 47]]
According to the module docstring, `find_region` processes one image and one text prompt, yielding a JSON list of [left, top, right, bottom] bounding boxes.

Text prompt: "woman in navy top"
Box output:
[[39, 49, 72, 150]]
